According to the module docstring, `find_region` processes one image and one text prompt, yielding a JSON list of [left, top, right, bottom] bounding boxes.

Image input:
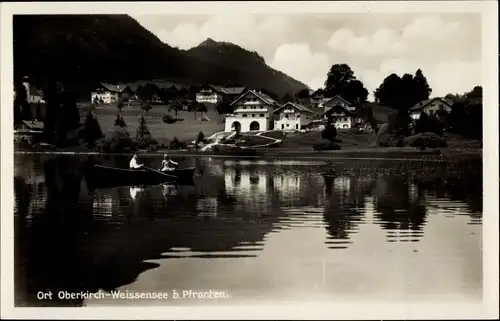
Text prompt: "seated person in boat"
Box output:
[[129, 154, 145, 169], [159, 154, 178, 171]]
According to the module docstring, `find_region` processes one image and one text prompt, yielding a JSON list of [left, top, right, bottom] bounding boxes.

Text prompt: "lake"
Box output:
[[13, 153, 483, 307]]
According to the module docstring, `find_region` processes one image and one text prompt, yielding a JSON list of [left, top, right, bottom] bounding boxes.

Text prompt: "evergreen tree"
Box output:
[[14, 82, 27, 125], [136, 114, 151, 140], [83, 110, 103, 145]]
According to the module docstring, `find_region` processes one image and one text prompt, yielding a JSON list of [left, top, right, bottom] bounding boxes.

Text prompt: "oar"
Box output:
[[143, 166, 176, 179]]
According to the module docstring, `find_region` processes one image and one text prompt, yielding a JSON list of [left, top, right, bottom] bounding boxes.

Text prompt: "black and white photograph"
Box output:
[[1, 1, 498, 319]]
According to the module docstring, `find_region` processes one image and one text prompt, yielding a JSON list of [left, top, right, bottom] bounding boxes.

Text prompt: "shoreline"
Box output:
[[14, 146, 482, 161]]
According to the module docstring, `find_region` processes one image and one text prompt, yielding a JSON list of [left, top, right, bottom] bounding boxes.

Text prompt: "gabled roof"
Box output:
[[409, 97, 452, 111], [100, 83, 130, 93], [322, 95, 352, 107], [230, 89, 278, 106], [273, 102, 316, 115], [221, 87, 246, 95], [323, 105, 354, 117], [16, 120, 44, 130]]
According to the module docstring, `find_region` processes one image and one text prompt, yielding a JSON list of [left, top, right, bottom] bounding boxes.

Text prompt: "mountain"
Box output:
[[13, 15, 307, 98]]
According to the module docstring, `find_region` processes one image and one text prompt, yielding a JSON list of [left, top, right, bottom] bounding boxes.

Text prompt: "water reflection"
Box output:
[[13, 155, 483, 306]]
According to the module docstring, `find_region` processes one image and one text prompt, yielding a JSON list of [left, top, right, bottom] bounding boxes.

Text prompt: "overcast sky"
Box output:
[[132, 13, 481, 100]]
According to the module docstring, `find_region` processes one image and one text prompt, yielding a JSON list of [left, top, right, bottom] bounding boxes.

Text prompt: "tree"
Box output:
[[116, 97, 125, 115], [374, 69, 433, 136], [114, 114, 127, 127], [197, 103, 208, 118], [136, 114, 151, 140], [324, 63, 369, 104], [321, 124, 337, 142], [35, 102, 44, 121], [168, 102, 183, 119], [195, 131, 205, 148], [281, 92, 293, 103], [215, 98, 233, 121], [343, 80, 368, 104], [83, 110, 103, 146], [136, 83, 158, 104], [413, 69, 432, 102], [324, 63, 355, 97], [295, 88, 310, 100], [14, 82, 28, 124]]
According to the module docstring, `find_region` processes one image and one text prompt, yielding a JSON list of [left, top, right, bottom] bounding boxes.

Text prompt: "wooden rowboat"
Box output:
[[86, 164, 195, 189]]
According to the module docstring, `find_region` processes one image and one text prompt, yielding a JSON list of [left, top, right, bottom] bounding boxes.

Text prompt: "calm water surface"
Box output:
[[13, 154, 483, 306]]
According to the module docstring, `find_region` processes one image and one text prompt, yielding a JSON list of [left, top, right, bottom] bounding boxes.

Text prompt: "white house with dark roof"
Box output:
[[91, 83, 133, 104], [409, 97, 453, 120], [273, 102, 316, 131], [322, 96, 364, 129], [196, 85, 247, 104], [224, 89, 280, 132]]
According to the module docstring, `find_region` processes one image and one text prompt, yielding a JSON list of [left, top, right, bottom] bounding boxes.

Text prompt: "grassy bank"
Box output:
[[80, 103, 224, 143]]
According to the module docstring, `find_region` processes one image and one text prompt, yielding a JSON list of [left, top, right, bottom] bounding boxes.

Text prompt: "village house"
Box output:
[[224, 89, 280, 132], [91, 83, 134, 104], [196, 85, 224, 104], [309, 89, 326, 108], [273, 102, 316, 131], [14, 120, 44, 144], [196, 85, 248, 104], [409, 97, 453, 120], [322, 96, 364, 129]]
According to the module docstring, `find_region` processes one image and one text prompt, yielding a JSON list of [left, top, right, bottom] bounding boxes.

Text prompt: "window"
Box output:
[[343, 125, 348, 128], [297, 115, 300, 118], [296, 124, 299, 130], [243, 114, 247, 117], [285, 115, 289, 119], [259, 114, 264, 117], [281, 124, 284, 129], [251, 114, 255, 117], [286, 124, 290, 127]]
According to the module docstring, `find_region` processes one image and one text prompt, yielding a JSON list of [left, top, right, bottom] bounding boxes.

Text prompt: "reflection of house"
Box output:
[[196, 197, 218, 217], [91, 83, 134, 104], [409, 97, 452, 120], [273, 102, 316, 131], [14, 120, 44, 144], [224, 89, 279, 132], [196, 85, 247, 104], [93, 194, 113, 217]]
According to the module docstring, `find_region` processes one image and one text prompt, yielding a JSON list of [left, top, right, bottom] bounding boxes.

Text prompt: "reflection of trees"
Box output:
[[373, 175, 427, 236], [16, 156, 96, 307], [322, 174, 373, 241]]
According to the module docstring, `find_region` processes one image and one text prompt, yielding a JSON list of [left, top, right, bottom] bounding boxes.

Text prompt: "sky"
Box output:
[[132, 13, 481, 100]]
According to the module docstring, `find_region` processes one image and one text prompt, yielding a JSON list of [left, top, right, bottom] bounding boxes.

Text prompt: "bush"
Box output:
[[135, 134, 159, 151], [405, 132, 448, 149], [313, 139, 342, 151], [378, 134, 406, 147], [95, 127, 134, 153], [163, 114, 176, 124]]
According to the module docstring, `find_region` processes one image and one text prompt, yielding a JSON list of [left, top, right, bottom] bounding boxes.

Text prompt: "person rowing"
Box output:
[[129, 154, 145, 170], [159, 154, 178, 171]]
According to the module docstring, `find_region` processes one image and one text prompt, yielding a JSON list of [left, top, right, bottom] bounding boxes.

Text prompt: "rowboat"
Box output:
[[86, 164, 195, 189]]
